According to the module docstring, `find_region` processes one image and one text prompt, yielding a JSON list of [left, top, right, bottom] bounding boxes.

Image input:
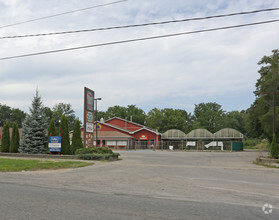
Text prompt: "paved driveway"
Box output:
[[0, 151, 278, 219]]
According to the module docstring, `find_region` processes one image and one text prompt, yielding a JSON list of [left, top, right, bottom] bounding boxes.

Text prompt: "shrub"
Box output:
[[75, 147, 119, 160], [243, 138, 260, 147], [75, 147, 113, 155], [77, 153, 119, 160]]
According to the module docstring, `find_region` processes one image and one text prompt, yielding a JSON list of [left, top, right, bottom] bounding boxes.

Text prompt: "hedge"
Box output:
[[75, 147, 120, 160]]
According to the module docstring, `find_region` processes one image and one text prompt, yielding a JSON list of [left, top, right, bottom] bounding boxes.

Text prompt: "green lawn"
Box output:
[[0, 158, 92, 172]]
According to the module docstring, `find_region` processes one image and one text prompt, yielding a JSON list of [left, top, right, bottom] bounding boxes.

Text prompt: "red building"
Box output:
[[78, 117, 161, 150]]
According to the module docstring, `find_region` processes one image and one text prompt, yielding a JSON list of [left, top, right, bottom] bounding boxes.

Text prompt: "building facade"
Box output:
[[73, 117, 162, 150]]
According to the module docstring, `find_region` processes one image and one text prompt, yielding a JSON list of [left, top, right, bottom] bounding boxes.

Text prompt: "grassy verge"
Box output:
[[244, 142, 269, 150], [253, 161, 279, 168], [0, 158, 92, 172]]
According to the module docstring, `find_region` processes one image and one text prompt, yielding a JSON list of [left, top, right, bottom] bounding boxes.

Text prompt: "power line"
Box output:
[[1, 7, 279, 40], [1, 19, 278, 61], [0, 0, 128, 29]]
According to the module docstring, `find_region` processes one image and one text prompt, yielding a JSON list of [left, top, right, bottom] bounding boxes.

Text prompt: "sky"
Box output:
[[0, 0, 278, 120]]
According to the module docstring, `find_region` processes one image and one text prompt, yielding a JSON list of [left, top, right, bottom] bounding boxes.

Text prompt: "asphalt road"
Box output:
[[0, 150, 278, 220]]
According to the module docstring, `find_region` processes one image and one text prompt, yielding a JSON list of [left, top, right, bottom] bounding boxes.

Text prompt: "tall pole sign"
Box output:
[[84, 87, 95, 148]]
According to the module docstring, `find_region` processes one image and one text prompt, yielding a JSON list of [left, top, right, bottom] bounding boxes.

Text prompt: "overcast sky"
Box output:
[[0, 0, 278, 119]]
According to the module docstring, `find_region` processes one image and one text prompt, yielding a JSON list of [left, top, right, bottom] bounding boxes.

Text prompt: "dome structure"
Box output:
[[187, 129, 213, 139], [214, 128, 243, 139], [162, 129, 186, 139]]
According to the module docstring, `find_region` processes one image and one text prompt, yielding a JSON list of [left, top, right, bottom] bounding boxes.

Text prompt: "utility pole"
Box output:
[[94, 98, 102, 147], [273, 91, 276, 136]]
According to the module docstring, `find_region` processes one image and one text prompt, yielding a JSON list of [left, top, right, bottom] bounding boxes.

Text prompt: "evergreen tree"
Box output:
[[70, 120, 83, 155], [48, 118, 57, 137], [60, 115, 70, 154], [1, 121, 10, 152], [19, 90, 48, 154], [46, 118, 58, 151], [10, 122, 20, 153]]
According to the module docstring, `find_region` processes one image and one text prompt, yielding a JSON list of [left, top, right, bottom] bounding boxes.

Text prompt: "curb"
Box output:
[[0, 153, 78, 160]]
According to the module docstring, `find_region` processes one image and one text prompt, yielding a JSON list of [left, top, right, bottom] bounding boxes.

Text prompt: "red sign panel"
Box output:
[[140, 135, 148, 140]]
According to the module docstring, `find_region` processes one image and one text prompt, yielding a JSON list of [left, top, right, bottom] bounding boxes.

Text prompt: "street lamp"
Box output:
[[94, 98, 102, 147]]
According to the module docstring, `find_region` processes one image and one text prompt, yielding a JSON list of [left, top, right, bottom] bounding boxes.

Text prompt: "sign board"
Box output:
[[140, 135, 148, 140], [94, 123, 101, 130], [48, 136, 61, 152], [84, 87, 95, 148], [86, 122, 94, 133]]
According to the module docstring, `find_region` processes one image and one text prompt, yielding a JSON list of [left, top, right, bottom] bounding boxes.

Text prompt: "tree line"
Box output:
[[96, 104, 246, 135], [0, 49, 278, 157]]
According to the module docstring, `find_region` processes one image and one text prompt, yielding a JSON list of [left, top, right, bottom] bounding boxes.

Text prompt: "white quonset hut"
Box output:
[[162, 128, 244, 151]]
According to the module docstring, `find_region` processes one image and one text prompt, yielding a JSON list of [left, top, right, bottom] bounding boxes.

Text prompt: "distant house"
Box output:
[[70, 117, 162, 150]]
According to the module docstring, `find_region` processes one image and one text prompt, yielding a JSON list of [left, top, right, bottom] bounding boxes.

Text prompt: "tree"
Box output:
[[0, 104, 11, 127], [105, 105, 127, 120], [193, 102, 225, 133], [10, 108, 26, 128], [52, 103, 76, 131], [145, 108, 164, 132], [126, 105, 146, 125], [60, 115, 70, 155], [224, 110, 246, 135], [70, 120, 83, 155], [43, 107, 53, 127], [146, 108, 192, 133], [10, 122, 20, 153], [0, 104, 26, 128], [19, 90, 48, 154], [46, 118, 58, 151], [95, 110, 106, 121], [48, 118, 57, 137], [271, 135, 279, 159], [1, 121, 10, 152], [247, 49, 279, 142]]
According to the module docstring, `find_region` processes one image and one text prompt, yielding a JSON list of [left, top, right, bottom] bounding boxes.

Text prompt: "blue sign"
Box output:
[[48, 136, 61, 152]]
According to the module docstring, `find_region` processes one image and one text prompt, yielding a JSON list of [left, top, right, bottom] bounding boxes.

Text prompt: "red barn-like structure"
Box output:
[[78, 117, 161, 150]]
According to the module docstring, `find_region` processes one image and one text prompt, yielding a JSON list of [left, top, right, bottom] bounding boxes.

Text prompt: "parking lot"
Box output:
[[0, 150, 278, 219]]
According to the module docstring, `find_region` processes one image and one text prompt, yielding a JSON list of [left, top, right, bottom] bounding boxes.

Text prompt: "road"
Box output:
[[0, 150, 278, 219]]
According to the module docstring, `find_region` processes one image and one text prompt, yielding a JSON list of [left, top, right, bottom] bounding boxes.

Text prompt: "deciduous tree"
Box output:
[[193, 102, 225, 133]]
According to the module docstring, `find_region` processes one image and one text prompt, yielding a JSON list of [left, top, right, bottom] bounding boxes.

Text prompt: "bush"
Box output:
[[75, 147, 113, 155], [75, 147, 119, 160], [77, 153, 119, 160], [243, 138, 260, 147]]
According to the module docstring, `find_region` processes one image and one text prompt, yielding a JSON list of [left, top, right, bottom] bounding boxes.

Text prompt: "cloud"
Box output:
[[0, 0, 278, 118]]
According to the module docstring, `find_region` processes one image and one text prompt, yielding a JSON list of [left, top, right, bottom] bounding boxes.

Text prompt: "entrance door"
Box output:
[[140, 140, 148, 149]]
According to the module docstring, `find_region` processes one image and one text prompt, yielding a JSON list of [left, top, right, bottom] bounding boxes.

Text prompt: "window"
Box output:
[[150, 139, 155, 146]]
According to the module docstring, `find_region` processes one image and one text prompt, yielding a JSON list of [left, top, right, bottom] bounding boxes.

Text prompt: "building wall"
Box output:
[[133, 129, 161, 149]]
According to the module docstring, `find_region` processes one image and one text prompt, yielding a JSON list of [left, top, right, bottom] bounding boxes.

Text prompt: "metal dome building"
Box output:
[[161, 128, 243, 151]]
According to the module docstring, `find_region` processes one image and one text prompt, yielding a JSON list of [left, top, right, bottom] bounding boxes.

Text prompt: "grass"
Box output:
[[0, 158, 92, 172], [253, 161, 279, 168], [244, 142, 269, 150]]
